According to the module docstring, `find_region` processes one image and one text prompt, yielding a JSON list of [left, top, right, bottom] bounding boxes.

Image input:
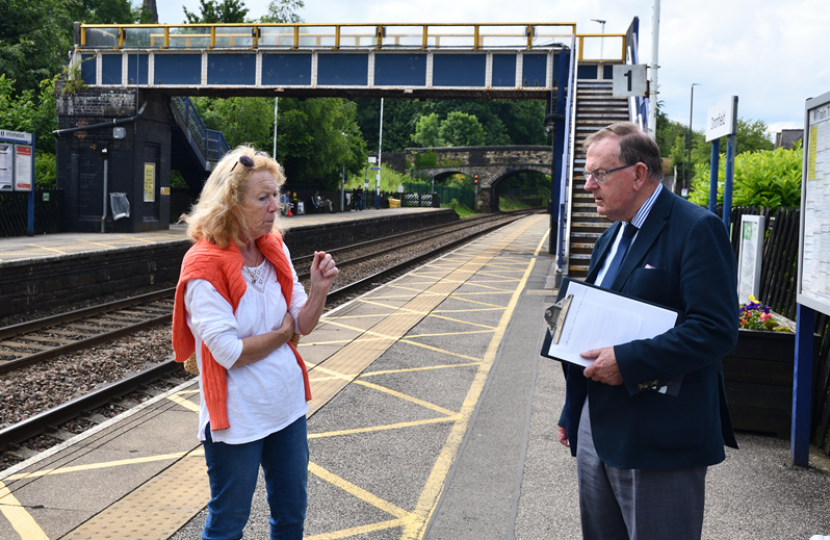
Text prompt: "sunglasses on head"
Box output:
[[230, 151, 267, 173]]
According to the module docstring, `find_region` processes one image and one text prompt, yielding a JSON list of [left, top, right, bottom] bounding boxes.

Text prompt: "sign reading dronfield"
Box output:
[[706, 96, 737, 142]]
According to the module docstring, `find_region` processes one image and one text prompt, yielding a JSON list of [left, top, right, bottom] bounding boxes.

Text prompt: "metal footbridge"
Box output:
[[71, 22, 624, 100]]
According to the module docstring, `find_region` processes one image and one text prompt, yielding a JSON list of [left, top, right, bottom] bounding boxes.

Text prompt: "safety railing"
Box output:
[[76, 22, 616, 53], [559, 35, 578, 270], [170, 97, 229, 165], [625, 18, 649, 131]]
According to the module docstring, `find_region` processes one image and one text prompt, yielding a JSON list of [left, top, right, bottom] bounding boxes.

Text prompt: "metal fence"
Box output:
[[401, 183, 474, 209], [0, 189, 63, 237]]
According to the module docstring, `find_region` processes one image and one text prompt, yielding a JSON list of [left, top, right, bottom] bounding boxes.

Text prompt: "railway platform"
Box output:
[[1, 214, 830, 540], [0, 207, 444, 265]]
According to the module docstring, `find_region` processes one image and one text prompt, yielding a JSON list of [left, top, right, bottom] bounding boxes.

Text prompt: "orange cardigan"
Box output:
[[172, 232, 311, 431]]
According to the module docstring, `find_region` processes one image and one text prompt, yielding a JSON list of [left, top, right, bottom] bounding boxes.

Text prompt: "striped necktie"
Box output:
[[601, 223, 638, 288]]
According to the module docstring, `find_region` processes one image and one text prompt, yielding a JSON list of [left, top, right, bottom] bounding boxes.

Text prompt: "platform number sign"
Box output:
[[612, 65, 647, 98]]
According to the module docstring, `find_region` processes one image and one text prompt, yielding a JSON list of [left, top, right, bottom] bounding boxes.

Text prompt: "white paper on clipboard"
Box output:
[[546, 280, 678, 367]]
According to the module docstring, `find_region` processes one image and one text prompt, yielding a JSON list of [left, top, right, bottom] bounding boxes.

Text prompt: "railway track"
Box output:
[[0, 210, 540, 456]]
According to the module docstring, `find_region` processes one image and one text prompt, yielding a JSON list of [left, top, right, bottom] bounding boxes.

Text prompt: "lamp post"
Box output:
[[685, 83, 700, 194], [591, 19, 606, 60], [340, 132, 348, 212]]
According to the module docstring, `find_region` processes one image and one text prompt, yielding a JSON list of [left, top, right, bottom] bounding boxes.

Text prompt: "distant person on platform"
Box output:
[[280, 191, 292, 216], [313, 190, 334, 213], [172, 147, 338, 540], [557, 122, 738, 540], [355, 185, 364, 210]]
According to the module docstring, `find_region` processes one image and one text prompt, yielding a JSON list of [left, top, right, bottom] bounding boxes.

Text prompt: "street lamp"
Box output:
[[340, 132, 348, 212], [686, 83, 700, 194], [591, 19, 606, 60]]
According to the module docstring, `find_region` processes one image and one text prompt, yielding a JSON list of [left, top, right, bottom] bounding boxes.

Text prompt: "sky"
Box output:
[[156, 0, 830, 140]]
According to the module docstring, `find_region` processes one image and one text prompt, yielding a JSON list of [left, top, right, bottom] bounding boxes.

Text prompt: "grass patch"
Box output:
[[442, 199, 476, 218], [499, 196, 531, 211]]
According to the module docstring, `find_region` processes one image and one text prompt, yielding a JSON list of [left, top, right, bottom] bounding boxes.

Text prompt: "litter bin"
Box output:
[[296, 202, 305, 215], [388, 199, 401, 208]]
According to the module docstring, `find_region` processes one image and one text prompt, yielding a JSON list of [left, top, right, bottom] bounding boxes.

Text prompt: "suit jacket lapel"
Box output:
[[610, 187, 674, 291]]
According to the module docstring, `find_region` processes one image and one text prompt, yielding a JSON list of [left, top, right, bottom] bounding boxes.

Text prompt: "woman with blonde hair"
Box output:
[[172, 146, 338, 540]]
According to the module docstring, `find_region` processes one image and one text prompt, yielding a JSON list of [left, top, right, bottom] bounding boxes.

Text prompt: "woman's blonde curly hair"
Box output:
[[180, 146, 287, 248]]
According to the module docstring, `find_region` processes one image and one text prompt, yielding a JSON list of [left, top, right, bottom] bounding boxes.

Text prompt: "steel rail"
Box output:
[[0, 211, 540, 452]]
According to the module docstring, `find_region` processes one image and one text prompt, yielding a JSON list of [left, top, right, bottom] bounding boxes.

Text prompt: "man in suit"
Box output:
[[557, 122, 738, 540]]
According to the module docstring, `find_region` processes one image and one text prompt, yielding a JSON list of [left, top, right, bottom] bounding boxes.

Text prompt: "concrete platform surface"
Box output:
[[0, 207, 443, 265]]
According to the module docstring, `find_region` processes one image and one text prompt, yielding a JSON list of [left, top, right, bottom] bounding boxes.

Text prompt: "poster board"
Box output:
[[14, 145, 33, 191], [737, 215, 764, 304], [797, 89, 830, 316], [143, 163, 155, 202], [0, 144, 12, 191]]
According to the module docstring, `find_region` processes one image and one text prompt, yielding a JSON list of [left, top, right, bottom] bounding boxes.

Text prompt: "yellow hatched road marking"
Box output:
[[305, 519, 405, 540], [308, 462, 411, 519], [404, 329, 494, 339], [0, 482, 48, 540], [353, 380, 457, 417], [308, 415, 461, 439], [25, 244, 66, 255], [424, 314, 496, 330], [444, 296, 506, 308], [361, 362, 480, 377], [398, 338, 485, 362]]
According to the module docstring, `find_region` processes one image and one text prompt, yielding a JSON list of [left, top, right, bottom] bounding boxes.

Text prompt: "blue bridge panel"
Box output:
[[492, 54, 517, 87], [578, 64, 598, 80], [102, 55, 122, 85], [155, 54, 201, 85], [522, 54, 547, 87], [433, 54, 486, 87], [208, 53, 257, 85], [127, 53, 149, 85], [262, 54, 312, 86], [374, 53, 426, 87], [318, 53, 368, 86], [81, 55, 96, 85]]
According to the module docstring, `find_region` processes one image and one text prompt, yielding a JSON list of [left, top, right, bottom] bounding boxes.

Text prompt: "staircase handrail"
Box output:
[[625, 18, 649, 132], [170, 96, 230, 167], [558, 34, 578, 273]]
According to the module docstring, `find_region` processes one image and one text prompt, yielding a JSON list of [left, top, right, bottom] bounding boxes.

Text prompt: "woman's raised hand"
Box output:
[[310, 251, 338, 290]]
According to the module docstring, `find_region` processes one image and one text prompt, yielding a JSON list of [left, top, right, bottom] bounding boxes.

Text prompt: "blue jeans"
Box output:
[[202, 416, 309, 540]]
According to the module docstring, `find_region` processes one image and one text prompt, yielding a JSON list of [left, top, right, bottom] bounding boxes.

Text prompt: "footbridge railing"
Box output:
[[71, 22, 627, 100], [170, 96, 230, 167]]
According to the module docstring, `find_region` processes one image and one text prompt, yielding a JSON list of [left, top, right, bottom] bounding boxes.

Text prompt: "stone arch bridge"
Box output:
[[385, 146, 552, 212]]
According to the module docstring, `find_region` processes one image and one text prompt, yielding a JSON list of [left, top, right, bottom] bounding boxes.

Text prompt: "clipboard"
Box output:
[[541, 277, 683, 395]]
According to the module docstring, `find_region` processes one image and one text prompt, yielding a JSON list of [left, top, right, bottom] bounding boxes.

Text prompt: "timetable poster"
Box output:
[[799, 96, 830, 314]]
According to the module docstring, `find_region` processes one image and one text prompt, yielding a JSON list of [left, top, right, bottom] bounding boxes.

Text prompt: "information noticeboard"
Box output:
[[797, 89, 830, 316], [14, 145, 33, 191], [738, 215, 765, 304]]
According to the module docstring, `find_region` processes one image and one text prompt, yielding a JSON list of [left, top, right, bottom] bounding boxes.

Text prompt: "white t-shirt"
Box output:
[[184, 243, 309, 444]]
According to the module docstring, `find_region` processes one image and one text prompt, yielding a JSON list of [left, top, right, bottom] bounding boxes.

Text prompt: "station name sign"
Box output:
[[706, 97, 737, 142]]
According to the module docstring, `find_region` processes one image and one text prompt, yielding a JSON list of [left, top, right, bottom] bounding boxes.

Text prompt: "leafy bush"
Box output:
[[689, 142, 802, 209], [413, 151, 439, 169], [35, 152, 56, 188]]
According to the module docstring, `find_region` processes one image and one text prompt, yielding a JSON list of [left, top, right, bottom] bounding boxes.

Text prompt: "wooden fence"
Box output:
[[723, 206, 830, 454]]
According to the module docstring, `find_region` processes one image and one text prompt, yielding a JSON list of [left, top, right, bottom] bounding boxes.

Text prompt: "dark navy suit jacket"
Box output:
[[560, 187, 739, 470]]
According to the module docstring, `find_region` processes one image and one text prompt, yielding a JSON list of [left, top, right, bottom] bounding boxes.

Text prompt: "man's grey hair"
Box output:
[[583, 122, 664, 182]]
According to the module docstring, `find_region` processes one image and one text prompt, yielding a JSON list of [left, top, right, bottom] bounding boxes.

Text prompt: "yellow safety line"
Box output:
[[432, 307, 504, 313], [25, 244, 67, 255], [353, 381, 457, 417], [305, 518, 404, 540], [404, 329, 494, 339], [397, 339, 484, 362], [308, 416, 461, 439], [444, 296, 506, 308], [402, 216, 545, 540], [78, 239, 117, 248], [116, 234, 156, 244], [4, 452, 197, 481], [424, 313, 497, 329], [167, 393, 200, 412], [308, 462, 411, 519], [360, 363, 480, 377], [299, 336, 391, 347], [0, 482, 48, 540]]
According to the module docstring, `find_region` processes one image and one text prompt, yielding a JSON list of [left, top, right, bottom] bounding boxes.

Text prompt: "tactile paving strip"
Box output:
[[62, 452, 208, 540]]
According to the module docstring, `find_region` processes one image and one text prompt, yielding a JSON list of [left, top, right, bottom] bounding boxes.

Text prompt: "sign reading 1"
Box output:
[[612, 65, 647, 98]]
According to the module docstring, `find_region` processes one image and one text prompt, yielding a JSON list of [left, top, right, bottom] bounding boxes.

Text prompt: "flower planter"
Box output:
[[722, 329, 818, 438]]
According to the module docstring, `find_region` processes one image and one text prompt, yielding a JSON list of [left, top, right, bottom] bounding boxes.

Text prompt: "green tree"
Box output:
[[68, 0, 135, 25], [259, 0, 304, 23], [0, 75, 59, 154], [438, 111, 485, 147], [411, 113, 443, 147], [183, 0, 248, 24]]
